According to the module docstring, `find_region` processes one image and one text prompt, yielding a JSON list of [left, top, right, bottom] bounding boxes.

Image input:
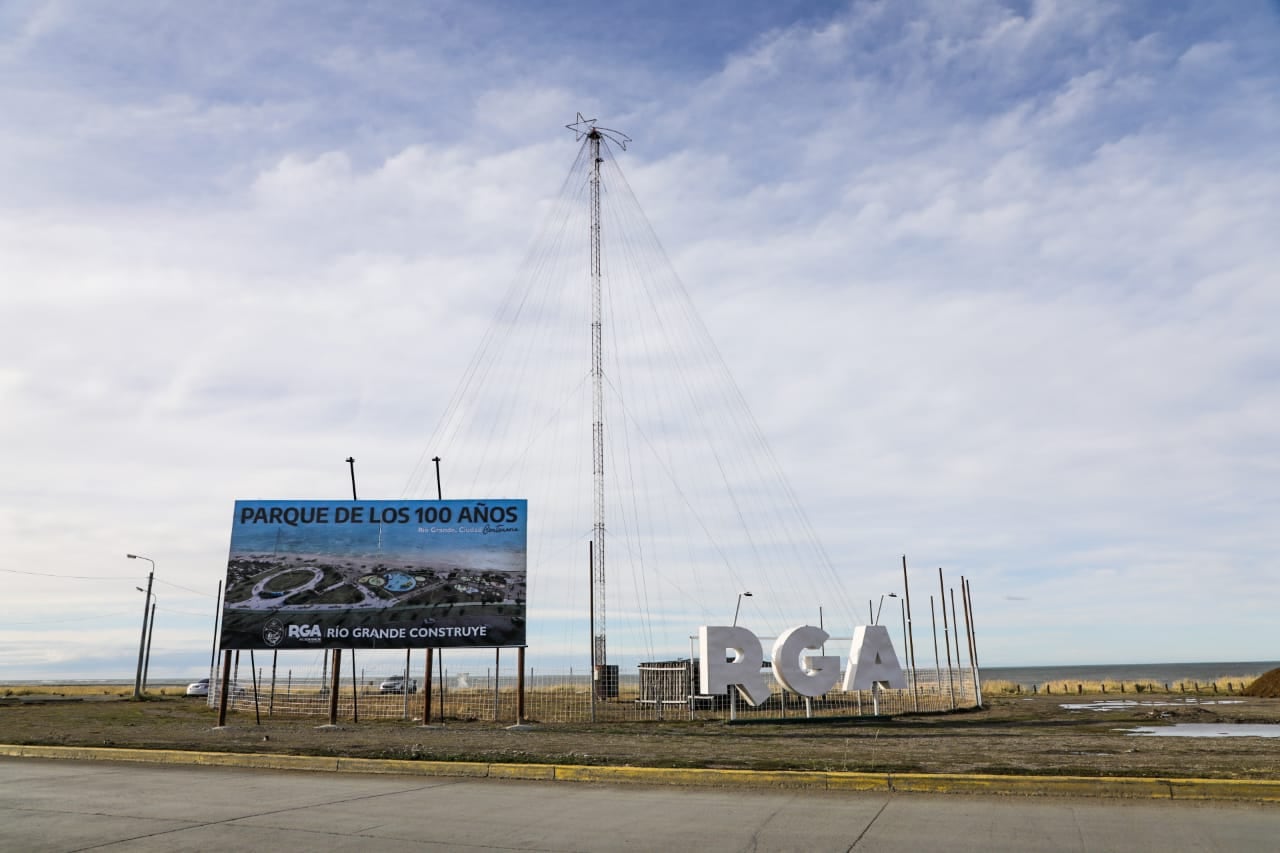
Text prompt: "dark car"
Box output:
[[379, 675, 417, 693]]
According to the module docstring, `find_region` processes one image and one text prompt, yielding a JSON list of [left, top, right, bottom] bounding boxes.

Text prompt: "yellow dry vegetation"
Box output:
[[982, 676, 1258, 697]]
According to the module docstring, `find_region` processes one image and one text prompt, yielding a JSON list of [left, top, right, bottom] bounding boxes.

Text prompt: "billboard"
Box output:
[[219, 499, 526, 650]]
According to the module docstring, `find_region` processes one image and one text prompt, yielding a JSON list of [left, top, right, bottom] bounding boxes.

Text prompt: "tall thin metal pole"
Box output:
[[901, 555, 919, 712], [346, 457, 358, 500], [128, 554, 155, 699], [964, 577, 981, 671], [963, 577, 983, 707], [424, 455, 441, 721], [589, 127, 607, 672], [208, 580, 222, 680], [939, 567, 956, 708], [344, 458, 357, 721], [589, 540, 596, 723], [949, 588, 965, 704], [142, 600, 156, 690], [930, 595, 943, 695], [899, 598, 909, 683]]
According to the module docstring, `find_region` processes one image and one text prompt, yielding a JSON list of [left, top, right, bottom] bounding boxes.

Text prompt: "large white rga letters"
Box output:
[[697, 626, 772, 705], [700, 623, 906, 706], [842, 624, 908, 691], [771, 625, 840, 697]]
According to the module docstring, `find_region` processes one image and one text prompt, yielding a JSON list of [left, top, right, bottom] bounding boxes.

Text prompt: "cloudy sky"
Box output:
[[3, 0, 1278, 681]]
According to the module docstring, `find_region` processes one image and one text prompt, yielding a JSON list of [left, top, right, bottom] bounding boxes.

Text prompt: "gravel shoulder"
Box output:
[[3, 693, 1279, 780]]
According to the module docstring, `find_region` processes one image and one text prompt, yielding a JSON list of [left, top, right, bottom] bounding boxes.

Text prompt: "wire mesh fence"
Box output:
[[208, 648, 981, 724]]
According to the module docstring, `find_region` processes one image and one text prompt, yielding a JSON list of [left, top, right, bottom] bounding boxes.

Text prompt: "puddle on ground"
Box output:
[[1124, 724, 1280, 738], [1060, 699, 1243, 711]]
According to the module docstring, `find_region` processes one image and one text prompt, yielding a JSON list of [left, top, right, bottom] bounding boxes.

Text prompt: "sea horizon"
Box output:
[[5, 659, 1278, 688]]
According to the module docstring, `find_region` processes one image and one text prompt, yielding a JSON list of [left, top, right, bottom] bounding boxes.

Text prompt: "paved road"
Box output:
[[2, 758, 1277, 852]]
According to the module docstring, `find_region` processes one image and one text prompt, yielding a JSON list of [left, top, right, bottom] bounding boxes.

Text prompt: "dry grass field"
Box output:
[[3, 682, 1280, 780]]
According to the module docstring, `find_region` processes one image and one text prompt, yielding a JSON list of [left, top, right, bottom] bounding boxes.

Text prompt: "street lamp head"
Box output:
[[135, 587, 144, 593], [127, 553, 138, 559], [742, 591, 752, 597]]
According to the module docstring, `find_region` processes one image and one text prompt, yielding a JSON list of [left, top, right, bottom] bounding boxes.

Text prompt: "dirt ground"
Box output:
[[3, 692, 1280, 780]]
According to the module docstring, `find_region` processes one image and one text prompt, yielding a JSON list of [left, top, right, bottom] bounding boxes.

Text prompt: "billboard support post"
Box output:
[[250, 650, 261, 725], [328, 649, 342, 725], [216, 648, 232, 727], [350, 649, 359, 723], [403, 649, 411, 719], [421, 647, 434, 725], [516, 646, 526, 725]]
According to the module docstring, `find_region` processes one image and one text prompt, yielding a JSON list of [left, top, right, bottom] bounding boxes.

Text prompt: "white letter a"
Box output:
[[842, 625, 908, 691]]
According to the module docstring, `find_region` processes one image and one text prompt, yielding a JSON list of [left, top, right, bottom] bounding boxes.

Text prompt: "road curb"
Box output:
[[2, 744, 1278, 802]]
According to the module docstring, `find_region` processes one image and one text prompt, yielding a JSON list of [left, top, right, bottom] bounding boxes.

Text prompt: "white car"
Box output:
[[379, 676, 417, 694], [186, 678, 247, 699]]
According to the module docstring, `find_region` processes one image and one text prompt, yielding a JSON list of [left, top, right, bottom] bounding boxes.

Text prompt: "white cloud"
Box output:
[[1, 0, 1278, 678]]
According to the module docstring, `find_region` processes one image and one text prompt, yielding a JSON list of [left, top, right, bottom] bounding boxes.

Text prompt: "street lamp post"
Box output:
[[729, 591, 753, 722], [127, 554, 155, 699], [143, 596, 157, 690], [135, 586, 157, 691], [897, 595, 909, 673]]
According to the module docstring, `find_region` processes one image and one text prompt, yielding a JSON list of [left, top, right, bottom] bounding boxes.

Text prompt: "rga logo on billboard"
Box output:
[[262, 619, 321, 647], [288, 624, 322, 643]]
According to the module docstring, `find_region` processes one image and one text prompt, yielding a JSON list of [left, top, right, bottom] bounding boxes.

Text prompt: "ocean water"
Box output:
[[5, 661, 1278, 689], [980, 661, 1280, 688]]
